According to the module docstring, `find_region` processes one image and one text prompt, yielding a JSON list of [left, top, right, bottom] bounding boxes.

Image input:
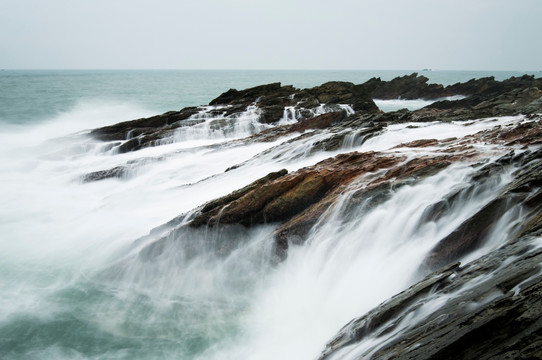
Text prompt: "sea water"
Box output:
[[0, 69, 530, 125], [0, 70, 535, 359]]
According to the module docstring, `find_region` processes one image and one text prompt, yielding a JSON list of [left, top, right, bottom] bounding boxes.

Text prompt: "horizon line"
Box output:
[[2, 68, 541, 73]]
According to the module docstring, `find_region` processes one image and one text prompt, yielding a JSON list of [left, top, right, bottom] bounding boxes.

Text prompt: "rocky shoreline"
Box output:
[[87, 73, 542, 359]]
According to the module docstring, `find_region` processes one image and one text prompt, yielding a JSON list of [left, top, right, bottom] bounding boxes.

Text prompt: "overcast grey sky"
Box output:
[[1, 0, 541, 70]]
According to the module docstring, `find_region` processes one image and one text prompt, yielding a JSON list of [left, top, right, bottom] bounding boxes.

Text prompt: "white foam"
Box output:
[[374, 95, 466, 112]]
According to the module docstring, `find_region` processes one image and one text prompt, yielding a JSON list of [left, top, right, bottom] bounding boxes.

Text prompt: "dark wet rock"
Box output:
[[395, 138, 439, 148], [90, 107, 199, 142], [424, 196, 516, 270], [368, 73, 449, 100], [88, 75, 542, 155], [287, 111, 347, 133], [189, 169, 289, 227], [259, 105, 286, 124], [404, 89, 540, 124], [190, 152, 404, 231], [445, 74, 542, 99], [81, 166, 129, 182], [424, 147, 542, 270], [319, 233, 542, 360], [211, 81, 378, 117], [209, 83, 296, 107], [421, 86, 542, 121], [210, 81, 379, 114], [299, 82, 379, 112], [275, 158, 456, 259], [116, 128, 176, 153]]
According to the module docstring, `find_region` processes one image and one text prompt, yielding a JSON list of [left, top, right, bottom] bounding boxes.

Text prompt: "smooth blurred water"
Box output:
[[0, 70, 535, 359]]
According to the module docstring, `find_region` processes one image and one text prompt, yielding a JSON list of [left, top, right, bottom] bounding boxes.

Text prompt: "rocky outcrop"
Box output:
[[90, 107, 199, 142], [424, 148, 542, 270], [367, 73, 542, 101], [190, 152, 404, 229], [319, 232, 542, 360], [187, 118, 542, 258], [445, 74, 542, 100], [209, 82, 295, 107], [298, 82, 379, 112], [209, 81, 379, 114], [418, 86, 542, 122], [368, 73, 449, 100], [88, 74, 542, 358], [317, 122, 542, 360], [87, 74, 542, 156]]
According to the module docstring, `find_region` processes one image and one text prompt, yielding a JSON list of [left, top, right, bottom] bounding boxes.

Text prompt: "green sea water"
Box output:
[[1, 69, 535, 125]]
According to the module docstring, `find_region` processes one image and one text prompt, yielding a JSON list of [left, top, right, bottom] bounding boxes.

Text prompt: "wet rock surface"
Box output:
[[90, 107, 200, 142], [319, 234, 542, 360], [87, 74, 542, 159], [190, 152, 403, 229], [368, 73, 449, 100], [424, 148, 542, 270], [315, 124, 542, 359]]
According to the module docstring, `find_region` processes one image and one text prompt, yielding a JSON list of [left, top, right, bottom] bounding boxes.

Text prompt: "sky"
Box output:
[[0, 0, 541, 70]]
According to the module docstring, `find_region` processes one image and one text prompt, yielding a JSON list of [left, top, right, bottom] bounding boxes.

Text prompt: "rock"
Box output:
[[211, 81, 378, 119], [445, 74, 542, 99], [319, 235, 542, 360], [368, 73, 449, 100], [209, 83, 296, 107], [81, 166, 128, 182], [84, 74, 542, 360], [410, 86, 542, 123], [185, 119, 542, 261], [317, 139, 542, 359], [259, 105, 286, 124], [423, 196, 514, 270], [298, 81, 379, 112], [116, 128, 175, 153], [88, 75, 542, 155], [90, 107, 199, 142], [318, 262, 462, 359], [190, 152, 404, 230], [424, 147, 542, 270], [189, 169, 289, 227], [287, 111, 347, 133], [394, 138, 439, 148]]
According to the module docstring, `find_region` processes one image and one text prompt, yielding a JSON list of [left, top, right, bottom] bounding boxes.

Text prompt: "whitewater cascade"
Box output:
[[1, 84, 541, 360]]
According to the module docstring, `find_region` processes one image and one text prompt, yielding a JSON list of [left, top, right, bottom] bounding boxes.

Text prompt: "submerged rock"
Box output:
[[81, 166, 129, 182]]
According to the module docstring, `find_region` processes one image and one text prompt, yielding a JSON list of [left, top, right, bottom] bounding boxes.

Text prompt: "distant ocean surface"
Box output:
[[1, 69, 538, 126]]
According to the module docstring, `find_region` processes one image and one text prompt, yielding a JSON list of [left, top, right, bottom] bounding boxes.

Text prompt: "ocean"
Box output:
[[0, 69, 537, 359], [0, 69, 533, 126]]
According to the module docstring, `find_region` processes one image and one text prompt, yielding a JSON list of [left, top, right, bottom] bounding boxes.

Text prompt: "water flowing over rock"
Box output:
[[81, 74, 542, 359], [319, 234, 542, 360]]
